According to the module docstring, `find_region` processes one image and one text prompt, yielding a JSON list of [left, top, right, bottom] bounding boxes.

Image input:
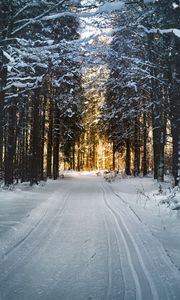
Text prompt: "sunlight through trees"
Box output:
[[0, 0, 180, 185]]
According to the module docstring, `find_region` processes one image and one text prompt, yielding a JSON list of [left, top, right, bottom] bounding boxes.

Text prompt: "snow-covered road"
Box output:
[[0, 175, 180, 300]]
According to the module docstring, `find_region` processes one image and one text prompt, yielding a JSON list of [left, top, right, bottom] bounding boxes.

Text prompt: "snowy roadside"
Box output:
[[0, 179, 68, 239], [109, 176, 180, 271], [0, 174, 98, 244]]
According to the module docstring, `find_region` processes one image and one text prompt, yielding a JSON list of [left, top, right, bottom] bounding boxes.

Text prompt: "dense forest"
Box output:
[[0, 0, 180, 186]]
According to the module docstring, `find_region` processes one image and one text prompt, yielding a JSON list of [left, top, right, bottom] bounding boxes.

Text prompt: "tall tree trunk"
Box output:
[[93, 137, 96, 170], [168, 35, 180, 186], [152, 107, 165, 182], [15, 104, 23, 183], [77, 144, 80, 171], [0, 92, 4, 180], [47, 95, 53, 178], [30, 89, 40, 185], [25, 119, 30, 181], [172, 125, 180, 186], [21, 118, 26, 183], [72, 146, 75, 170], [0, 54, 7, 180], [142, 112, 148, 176], [134, 116, 140, 176], [39, 95, 47, 180], [112, 142, 116, 170], [53, 103, 60, 180], [148, 34, 165, 182], [53, 138, 60, 180], [125, 138, 131, 175], [4, 101, 17, 185]]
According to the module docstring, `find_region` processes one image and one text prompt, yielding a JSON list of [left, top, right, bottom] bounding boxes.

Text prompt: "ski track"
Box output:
[[103, 213, 113, 299], [102, 185, 144, 300], [0, 189, 70, 283], [102, 181, 180, 300], [104, 205, 131, 300], [110, 185, 180, 277], [0, 176, 180, 300], [102, 183, 159, 299]]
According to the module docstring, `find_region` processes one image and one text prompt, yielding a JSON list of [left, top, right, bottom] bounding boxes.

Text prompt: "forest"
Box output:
[[0, 0, 180, 186]]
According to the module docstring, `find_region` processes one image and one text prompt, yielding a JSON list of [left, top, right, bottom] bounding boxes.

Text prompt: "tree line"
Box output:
[[0, 0, 180, 186], [0, 0, 83, 186], [102, 0, 180, 185]]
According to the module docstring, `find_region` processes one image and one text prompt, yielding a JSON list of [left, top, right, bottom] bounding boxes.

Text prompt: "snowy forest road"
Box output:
[[0, 175, 180, 300]]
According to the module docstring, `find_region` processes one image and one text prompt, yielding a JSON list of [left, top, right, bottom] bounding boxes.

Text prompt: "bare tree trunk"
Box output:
[[125, 138, 131, 175], [4, 101, 17, 185], [77, 144, 80, 171], [142, 112, 148, 176], [53, 102, 60, 180], [72, 146, 75, 170], [169, 35, 180, 186], [0, 54, 7, 180], [134, 116, 140, 176], [112, 142, 116, 170], [39, 95, 47, 180], [30, 89, 40, 185], [47, 95, 53, 178], [148, 34, 165, 182]]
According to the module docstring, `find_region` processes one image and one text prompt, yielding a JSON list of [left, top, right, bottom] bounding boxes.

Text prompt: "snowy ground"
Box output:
[[0, 174, 180, 300], [110, 175, 180, 273]]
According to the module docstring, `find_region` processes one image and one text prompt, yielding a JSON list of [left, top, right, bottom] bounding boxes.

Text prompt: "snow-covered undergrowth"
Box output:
[[109, 176, 180, 271]]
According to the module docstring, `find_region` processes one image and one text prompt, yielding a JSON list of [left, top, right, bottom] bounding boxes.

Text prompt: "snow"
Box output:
[[144, 0, 155, 3], [172, 2, 179, 9], [173, 29, 180, 38], [0, 175, 180, 299], [2, 50, 15, 63], [139, 25, 180, 39], [98, 1, 125, 13], [110, 175, 180, 270], [42, 1, 125, 21]]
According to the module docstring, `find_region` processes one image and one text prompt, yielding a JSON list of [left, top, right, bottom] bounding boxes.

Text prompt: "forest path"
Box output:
[[0, 175, 180, 300]]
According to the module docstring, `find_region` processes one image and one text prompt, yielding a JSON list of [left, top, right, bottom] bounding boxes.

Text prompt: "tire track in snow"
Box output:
[[0, 189, 70, 282], [101, 183, 159, 300]]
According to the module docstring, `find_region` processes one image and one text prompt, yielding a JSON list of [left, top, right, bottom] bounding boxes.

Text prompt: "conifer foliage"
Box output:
[[0, 0, 82, 185], [102, 0, 180, 184], [0, 0, 180, 185]]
